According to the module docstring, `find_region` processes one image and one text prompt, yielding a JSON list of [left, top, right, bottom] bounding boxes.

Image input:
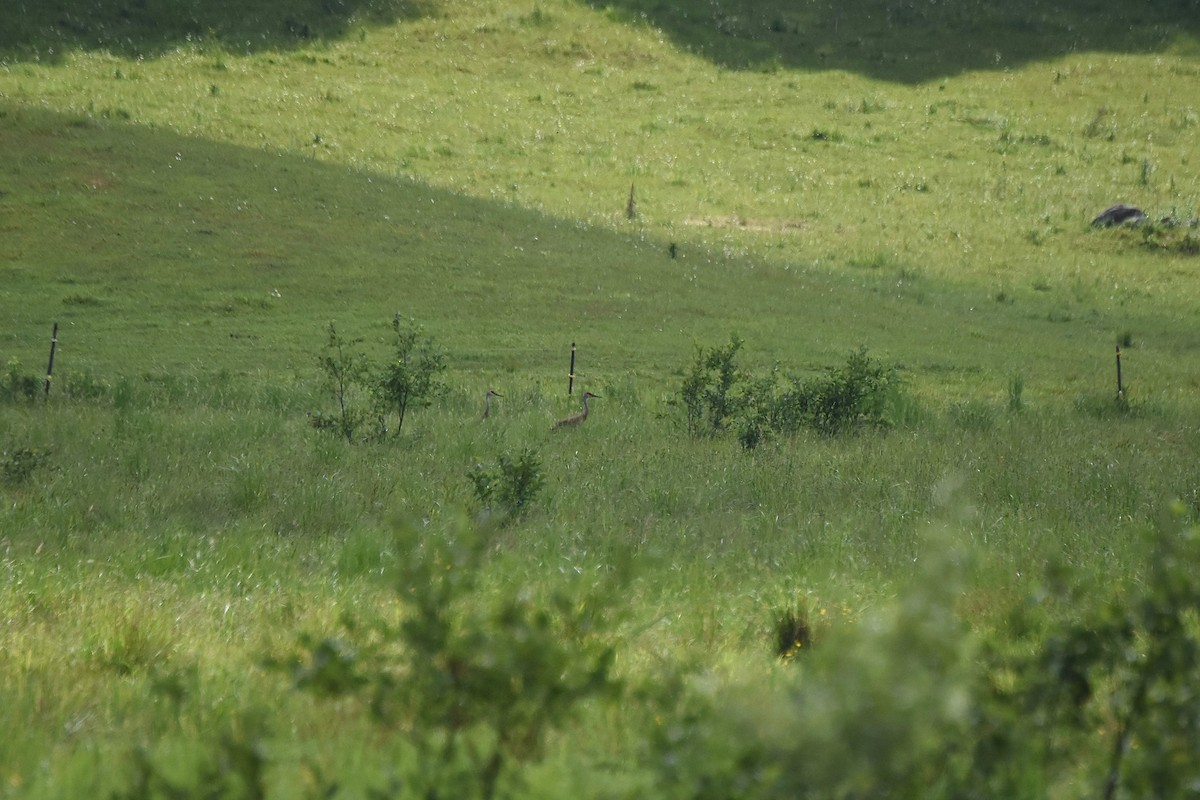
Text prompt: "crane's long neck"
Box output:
[[580, 394, 590, 417]]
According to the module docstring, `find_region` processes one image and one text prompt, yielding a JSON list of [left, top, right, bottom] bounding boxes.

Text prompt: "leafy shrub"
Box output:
[[311, 321, 370, 442], [111, 714, 270, 800], [279, 520, 621, 798], [311, 315, 446, 442], [648, 540, 977, 799], [978, 508, 1200, 799], [675, 338, 901, 447], [2, 446, 50, 486], [679, 334, 745, 438], [469, 448, 546, 522], [373, 313, 446, 437], [648, 514, 1200, 800], [2, 357, 41, 403], [794, 346, 898, 436]]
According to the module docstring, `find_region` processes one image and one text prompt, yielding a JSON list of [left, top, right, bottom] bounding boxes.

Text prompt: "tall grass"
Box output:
[[2, 0, 1200, 795], [5, 359, 1200, 793]]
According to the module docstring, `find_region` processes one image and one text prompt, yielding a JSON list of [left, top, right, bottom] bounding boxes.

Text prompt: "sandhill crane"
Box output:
[[552, 391, 599, 430], [482, 389, 502, 419]]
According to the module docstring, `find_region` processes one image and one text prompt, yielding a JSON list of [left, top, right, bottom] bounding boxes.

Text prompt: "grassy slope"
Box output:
[[3, 36, 1200, 403], [2, 0, 1200, 796]]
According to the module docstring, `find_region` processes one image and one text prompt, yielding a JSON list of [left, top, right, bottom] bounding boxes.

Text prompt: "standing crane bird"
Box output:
[[482, 389, 502, 419], [552, 391, 599, 430]]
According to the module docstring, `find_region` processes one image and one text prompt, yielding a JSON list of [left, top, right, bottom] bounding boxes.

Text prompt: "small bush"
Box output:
[[2, 357, 41, 403], [111, 715, 270, 800], [649, 514, 1200, 799], [312, 321, 370, 442], [801, 347, 898, 435], [675, 338, 901, 446], [311, 315, 446, 442], [2, 446, 51, 486], [373, 314, 447, 437], [678, 334, 745, 438], [649, 540, 977, 799], [1007, 373, 1025, 412], [469, 448, 546, 522], [970, 508, 1200, 798], [772, 604, 814, 663], [279, 520, 622, 797]]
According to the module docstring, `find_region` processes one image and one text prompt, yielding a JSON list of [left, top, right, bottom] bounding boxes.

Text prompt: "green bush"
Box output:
[[679, 334, 745, 438], [2, 357, 41, 403], [111, 722, 269, 800], [280, 520, 621, 798], [982, 507, 1200, 799], [785, 346, 899, 436], [469, 448, 546, 523], [311, 315, 446, 441], [647, 514, 1200, 799], [311, 321, 371, 442], [648, 539, 977, 800], [2, 446, 51, 486], [373, 313, 447, 437], [675, 338, 901, 447]]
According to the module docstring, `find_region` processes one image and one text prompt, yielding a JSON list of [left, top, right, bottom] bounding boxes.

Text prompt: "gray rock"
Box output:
[[1091, 204, 1147, 227]]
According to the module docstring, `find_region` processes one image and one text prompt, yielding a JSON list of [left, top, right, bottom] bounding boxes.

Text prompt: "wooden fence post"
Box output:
[[44, 322, 58, 398], [1115, 345, 1124, 399], [568, 342, 577, 396]]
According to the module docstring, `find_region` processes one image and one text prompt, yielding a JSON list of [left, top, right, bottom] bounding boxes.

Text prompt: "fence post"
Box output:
[[1115, 345, 1123, 399], [568, 342, 576, 396], [44, 322, 58, 398]]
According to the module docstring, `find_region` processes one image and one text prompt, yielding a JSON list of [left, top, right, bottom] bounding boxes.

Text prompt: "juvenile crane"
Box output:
[[552, 391, 599, 430], [482, 389, 502, 419]]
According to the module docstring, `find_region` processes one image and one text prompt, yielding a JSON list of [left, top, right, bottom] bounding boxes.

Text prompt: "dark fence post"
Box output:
[[1115, 345, 1124, 399], [44, 322, 58, 398], [568, 342, 577, 396]]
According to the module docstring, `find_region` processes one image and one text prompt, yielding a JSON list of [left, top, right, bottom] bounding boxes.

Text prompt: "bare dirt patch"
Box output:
[[682, 216, 807, 233]]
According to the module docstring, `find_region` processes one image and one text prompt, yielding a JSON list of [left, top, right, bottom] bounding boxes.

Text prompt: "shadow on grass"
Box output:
[[0, 102, 698, 372], [584, 0, 1200, 82], [0, 0, 438, 63], [2, 102, 1193, 389]]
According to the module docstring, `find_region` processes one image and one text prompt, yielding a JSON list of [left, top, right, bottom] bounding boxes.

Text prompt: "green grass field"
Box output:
[[2, 0, 1200, 797]]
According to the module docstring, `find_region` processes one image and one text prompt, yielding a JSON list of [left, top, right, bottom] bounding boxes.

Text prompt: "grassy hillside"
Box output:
[[2, 1, 1200, 797], [5, 99, 1198, 407], [3, 0, 1199, 401]]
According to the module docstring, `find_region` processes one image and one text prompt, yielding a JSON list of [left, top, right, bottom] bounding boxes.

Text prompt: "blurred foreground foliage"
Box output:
[[94, 511, 1200, 799]]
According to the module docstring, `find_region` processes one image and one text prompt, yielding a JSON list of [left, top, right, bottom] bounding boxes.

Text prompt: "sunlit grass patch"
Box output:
[[1, 0, 1199, 794]]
